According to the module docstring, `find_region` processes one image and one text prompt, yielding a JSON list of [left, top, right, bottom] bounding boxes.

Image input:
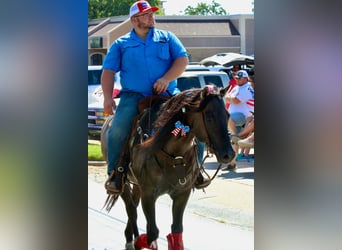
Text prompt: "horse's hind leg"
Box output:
[[121, 184, 140, 249], [167, 190, 191, 250]]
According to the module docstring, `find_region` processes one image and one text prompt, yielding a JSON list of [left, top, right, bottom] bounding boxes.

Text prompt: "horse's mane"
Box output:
[[144, 88, 203, 150], [154, 88, 202, 131]]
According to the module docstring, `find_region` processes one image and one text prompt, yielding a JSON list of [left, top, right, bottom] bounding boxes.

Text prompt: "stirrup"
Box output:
[[104, 166, 125, 194]]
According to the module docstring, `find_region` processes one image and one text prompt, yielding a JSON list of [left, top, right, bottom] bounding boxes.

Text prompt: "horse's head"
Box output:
[[188, 86, 235, 164], [152, 87, 235, 163]]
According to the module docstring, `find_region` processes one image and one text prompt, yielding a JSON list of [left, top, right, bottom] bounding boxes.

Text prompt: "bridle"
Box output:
[[197, 106, 223, 181]]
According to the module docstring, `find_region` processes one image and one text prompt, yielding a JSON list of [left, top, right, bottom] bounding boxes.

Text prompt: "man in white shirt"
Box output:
[[225, 70, 254, 169]]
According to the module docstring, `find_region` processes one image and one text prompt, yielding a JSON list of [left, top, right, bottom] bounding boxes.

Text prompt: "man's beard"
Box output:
[[137, 20, 155, 30]]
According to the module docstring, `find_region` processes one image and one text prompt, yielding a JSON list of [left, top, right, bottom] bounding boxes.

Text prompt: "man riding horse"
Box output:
[[101, 87, 235, 250], [101, 0, 210, 195]]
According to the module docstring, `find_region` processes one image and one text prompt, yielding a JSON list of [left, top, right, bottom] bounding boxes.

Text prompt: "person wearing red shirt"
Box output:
[[226, 64, 240, 109]]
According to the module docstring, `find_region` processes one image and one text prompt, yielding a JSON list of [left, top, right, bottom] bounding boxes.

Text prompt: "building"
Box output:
[[88, 14, 254, 65]]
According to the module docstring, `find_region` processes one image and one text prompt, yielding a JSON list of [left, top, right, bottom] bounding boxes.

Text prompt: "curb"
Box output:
[[88, 139, 101, 145], [88, 161, 107, 166]]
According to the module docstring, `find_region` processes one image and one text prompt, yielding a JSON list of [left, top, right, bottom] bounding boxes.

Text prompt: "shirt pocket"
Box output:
[[158, 42, 170, 60], [122, 42, 140, 59]]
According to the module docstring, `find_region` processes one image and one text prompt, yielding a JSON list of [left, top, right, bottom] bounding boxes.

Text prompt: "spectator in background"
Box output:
[[237, 75, 255, 155], [235, 113, 254, 161], [238, 131, 254, 148], [226, 64, 240, 109], [223, 70, 254, 170]]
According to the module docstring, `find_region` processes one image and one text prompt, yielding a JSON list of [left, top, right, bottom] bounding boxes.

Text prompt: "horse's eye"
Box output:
[[205, 111, 215, 122]]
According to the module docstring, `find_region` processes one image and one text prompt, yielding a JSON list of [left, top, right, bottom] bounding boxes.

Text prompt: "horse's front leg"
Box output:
[[136, 192, 159, 249], [167, 189, 191, 250], [121, 184, 140, 249]]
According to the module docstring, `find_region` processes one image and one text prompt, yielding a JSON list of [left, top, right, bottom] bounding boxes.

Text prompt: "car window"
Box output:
[[219, 69, 230, 76], [177, 77, 201, 91], [185, 68, 210, 72], [203, 76, 224, 88], [88, 69, 102, 85]]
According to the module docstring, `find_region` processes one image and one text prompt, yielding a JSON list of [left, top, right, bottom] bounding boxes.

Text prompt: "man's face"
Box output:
[[231, 66, 240, 77], [235, 77, 248, 85], [133, 11, 155, 29]]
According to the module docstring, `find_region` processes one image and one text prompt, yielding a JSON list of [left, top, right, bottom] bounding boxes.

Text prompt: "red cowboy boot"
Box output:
[[135, 234, 158, 250], [166, 233, 184, 250]]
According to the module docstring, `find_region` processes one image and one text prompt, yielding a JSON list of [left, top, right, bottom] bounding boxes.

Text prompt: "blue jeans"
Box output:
[[196, 140, 205, 164], [106, 92, 144, 175]]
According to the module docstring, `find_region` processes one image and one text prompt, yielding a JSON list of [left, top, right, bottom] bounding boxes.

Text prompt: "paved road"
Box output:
[[88, 154, 254, 250]]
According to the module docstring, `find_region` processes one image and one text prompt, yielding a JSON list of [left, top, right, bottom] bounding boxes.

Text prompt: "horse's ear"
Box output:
[[201, 87, 209, 99], [220, 86, 229, 97]]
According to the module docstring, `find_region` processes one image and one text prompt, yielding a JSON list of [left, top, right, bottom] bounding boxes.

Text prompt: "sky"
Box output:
[[162, 0, 254, 15]]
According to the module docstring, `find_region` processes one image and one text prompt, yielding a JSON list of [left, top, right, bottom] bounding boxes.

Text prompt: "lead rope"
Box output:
[[198, 147, 222, 182], [147, 93, 153, 135]]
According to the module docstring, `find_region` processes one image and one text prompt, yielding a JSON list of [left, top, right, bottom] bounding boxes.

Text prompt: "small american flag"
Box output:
[[171, 127, 182, 136], [171, 121, 190, 137]]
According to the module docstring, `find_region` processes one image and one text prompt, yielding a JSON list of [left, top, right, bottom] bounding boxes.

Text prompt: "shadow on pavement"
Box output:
[[218, 170, 254, 180], [204, 161, 254, 180]]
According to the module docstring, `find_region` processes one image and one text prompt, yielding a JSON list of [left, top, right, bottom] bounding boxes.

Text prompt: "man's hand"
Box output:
[[103, 98, 116, 116], [153, 77, 169, 94]]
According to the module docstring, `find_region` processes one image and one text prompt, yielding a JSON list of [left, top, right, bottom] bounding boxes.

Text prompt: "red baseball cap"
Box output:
[[129, 1, 159, 17]]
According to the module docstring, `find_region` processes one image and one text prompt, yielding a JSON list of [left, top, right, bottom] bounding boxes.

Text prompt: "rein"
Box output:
[[195, 107, 223, 182], [199, 148, 222, 183]]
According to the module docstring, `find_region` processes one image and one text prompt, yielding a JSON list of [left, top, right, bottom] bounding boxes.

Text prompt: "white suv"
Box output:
[[88, 66, 121, 138], [177, 71, 229, 91]]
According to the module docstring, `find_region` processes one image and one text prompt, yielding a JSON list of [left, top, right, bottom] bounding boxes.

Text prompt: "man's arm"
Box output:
[[153, 56, 189, 94], [226, 95, 241, 104], [101, 69, 116, 115]]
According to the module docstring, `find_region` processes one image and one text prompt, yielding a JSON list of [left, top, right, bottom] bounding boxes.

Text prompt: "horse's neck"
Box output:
[[161, 136, 195, 157]]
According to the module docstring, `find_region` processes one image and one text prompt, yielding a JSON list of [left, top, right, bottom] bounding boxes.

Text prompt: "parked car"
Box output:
[[200, 52, 254, 67], [88, 66, 121, 138], [199, 52, 254, 76], [88, 65, 103, 106], [177, 71, 229, 91], [185, 64, 210, 72]]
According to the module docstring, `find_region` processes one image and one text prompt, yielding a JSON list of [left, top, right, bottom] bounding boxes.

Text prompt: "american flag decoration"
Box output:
[[206, 84, 215, 93], [171, 121, 190, 137]]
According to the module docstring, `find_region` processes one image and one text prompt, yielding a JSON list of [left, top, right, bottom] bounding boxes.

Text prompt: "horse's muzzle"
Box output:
[[215, 148, 236, 164]]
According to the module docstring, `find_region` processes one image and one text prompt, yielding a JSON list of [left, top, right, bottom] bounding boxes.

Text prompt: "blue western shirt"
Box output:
[[103, 28, 187, 96]]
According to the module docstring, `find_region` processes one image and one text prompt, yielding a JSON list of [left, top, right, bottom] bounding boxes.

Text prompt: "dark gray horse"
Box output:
[[101, 86, 235, 250]]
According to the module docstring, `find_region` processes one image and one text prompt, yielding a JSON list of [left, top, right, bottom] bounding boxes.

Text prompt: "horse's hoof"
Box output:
[[125, 241, 135, 250], [150, 241, 158, 250]]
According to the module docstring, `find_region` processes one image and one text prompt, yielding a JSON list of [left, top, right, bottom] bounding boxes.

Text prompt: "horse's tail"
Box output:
[[102, 193, 120, 212]]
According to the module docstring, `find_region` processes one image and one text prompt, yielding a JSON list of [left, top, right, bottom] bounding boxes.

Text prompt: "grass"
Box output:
[[88, 143, 104, 161]]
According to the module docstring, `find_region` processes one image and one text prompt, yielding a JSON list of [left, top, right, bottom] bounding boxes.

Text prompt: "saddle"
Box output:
[[138, 95, 170, 114], [135, 95, 170, 141]]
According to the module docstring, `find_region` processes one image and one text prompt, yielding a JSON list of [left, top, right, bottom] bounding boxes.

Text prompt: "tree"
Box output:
[[88, 0, 161, 20], [184, 0, 227, 16]]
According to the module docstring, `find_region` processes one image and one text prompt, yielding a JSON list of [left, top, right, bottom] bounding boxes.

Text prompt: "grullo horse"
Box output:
[[101, 86, 235, 250]]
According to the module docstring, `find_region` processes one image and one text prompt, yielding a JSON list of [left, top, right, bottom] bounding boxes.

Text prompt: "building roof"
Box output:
[[88, 14, 254, 61], [88, 15, 248, 38]]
